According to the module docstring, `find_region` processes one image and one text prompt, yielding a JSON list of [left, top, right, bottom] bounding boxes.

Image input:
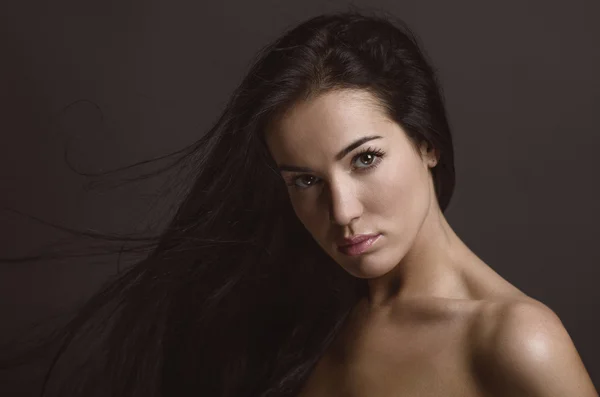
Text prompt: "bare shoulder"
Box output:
[[469, 298, 598, 397]]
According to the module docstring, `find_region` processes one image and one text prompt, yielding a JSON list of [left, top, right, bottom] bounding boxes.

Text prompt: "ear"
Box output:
[[418, 141, 438, 167]]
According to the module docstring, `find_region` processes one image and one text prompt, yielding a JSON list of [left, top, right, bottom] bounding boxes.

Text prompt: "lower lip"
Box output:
[[337, 234, 381, 256]]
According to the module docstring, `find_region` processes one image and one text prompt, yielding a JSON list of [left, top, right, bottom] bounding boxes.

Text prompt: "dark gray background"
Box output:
[[1, 0, 598, 394]]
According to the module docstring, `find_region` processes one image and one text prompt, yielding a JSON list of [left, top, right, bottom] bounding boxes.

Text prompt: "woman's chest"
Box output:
[[298, 303, 487, 397], [300, 345, 483, 397]]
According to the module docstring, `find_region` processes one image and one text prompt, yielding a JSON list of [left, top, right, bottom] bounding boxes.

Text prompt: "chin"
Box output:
[[344, 267, 393, 280], [338, 255, 398, 279]]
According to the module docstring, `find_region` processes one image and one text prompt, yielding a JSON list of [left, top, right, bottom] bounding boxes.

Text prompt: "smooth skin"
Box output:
[[265, 88, 598, 397]]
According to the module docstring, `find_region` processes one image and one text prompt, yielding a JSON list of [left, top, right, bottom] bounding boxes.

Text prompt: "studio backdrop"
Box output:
[[1, 0, 598, 395]]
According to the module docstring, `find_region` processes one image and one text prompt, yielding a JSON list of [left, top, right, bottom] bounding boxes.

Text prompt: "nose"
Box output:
[[325, 179, 363, 226]]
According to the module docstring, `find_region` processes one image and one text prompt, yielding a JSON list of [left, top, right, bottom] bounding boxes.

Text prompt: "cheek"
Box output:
[[289, 194, 321, 231], [368, 161, 429, 225], [368, 166, 413, 213]]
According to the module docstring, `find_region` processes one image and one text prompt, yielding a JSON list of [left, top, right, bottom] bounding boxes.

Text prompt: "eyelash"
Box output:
[[286, 146, 387, 189]]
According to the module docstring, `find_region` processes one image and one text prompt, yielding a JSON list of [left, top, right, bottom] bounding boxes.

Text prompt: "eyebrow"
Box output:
[[278, 135, 383, 173]]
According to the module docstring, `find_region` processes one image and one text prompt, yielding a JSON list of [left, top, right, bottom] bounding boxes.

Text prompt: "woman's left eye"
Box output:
[[351, 147, 386, 170]]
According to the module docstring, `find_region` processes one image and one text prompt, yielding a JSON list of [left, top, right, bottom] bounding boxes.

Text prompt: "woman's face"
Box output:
[[265, 89, 438, 279]]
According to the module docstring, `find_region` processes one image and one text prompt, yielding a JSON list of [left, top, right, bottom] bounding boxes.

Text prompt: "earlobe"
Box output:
[[419, 141, 438, 168]]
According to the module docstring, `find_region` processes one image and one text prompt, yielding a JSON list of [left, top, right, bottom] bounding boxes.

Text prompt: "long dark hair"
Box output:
[[1, 7, 455, 397]]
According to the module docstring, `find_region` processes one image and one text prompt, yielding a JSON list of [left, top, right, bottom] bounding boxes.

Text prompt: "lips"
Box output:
[[337, 234, 381, 256], [336, 233, 379, 247]]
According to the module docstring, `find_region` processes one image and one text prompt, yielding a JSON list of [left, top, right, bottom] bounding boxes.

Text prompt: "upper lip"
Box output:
[[336, 233, 379, 247]]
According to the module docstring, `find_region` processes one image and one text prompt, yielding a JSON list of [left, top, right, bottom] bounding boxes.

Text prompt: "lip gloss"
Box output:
[[338, 234, 381, 256]]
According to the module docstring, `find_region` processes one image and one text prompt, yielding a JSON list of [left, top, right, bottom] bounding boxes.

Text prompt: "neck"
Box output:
[[365, 202, 476, 308]]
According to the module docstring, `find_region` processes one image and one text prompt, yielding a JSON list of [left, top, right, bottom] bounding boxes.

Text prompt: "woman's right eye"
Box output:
[[287, 175, 320, 189]]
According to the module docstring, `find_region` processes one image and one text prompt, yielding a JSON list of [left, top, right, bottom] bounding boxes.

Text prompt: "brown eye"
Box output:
[[356, 153, 375, 167], [291, 175, 319, 189], [351, 147, 386, 170]]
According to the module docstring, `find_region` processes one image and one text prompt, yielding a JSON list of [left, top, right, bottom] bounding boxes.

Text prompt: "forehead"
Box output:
[[266, 89, 396, 153]]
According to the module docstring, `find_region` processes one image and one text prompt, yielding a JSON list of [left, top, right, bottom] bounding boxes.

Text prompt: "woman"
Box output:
[[3, 8, 597, 397]]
